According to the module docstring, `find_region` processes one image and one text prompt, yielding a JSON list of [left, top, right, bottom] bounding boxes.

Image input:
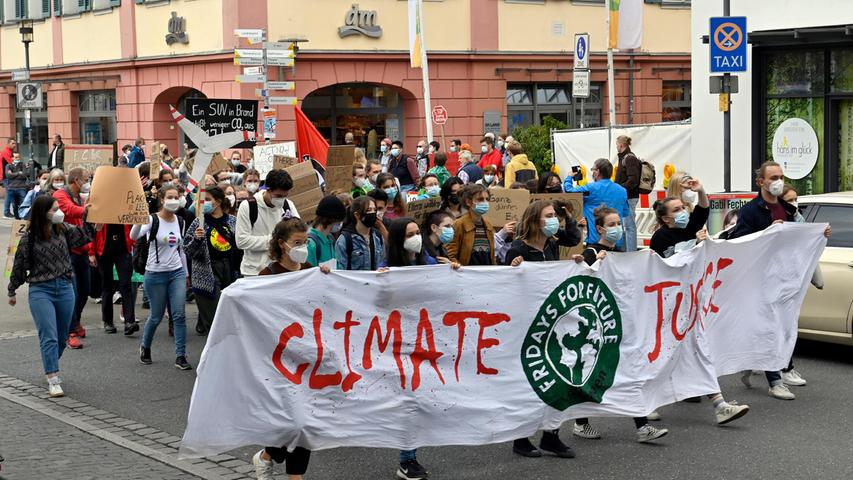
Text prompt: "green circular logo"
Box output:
[[522, 275, 622, 411]]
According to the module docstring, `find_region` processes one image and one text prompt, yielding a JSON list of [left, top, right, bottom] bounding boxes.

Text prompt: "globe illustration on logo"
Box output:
[[546, 305, 604, 387]]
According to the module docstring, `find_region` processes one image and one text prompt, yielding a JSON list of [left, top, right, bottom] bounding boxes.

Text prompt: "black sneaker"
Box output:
[[175, 356, 193, 371], [512, 437, 542, 458], [139, 346, 152, 365], [124, 322, 140, 336], [104, 323, 117, 334], [396, 459, 429, 480], [539, 430, 575, 458], [141, 301, 150, 310]]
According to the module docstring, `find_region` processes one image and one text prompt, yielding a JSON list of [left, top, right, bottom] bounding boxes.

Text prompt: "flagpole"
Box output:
[[417, 0, 434, 143], [606, 1, 617, 128]]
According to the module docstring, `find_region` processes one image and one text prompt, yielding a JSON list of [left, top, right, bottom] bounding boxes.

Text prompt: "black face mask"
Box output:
[[546, 185, 562, 193], [449, 194, 460, 205], [361, 213, 377, 227]]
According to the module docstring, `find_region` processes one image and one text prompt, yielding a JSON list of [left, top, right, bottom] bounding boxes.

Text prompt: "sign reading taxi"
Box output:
[[709, 17, 747, 73]]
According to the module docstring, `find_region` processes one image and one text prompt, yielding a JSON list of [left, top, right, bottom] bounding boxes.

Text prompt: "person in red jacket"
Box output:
[[477, 136, 503, 174], [53, 167, 93, 349], [93, 224, 138, 336]]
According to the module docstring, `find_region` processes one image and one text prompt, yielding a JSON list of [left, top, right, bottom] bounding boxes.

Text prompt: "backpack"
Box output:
[[248, 195, 292, 228], [132, 214, 184, 275], [638, 159, 656, 195], [514, 169, 536, 184]]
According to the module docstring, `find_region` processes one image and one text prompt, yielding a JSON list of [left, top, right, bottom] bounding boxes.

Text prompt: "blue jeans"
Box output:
[[400, 449, 417, 463], [3, 179, 9, 216], [766, 370, 782, 387], [7, 188, 26, 219], [28, 278, 75, 374], [142, 268, 187, 357], [624, 198, 638, 252]]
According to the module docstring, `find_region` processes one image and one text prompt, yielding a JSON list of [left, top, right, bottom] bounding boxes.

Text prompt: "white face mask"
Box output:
[[681, 190, 698, 205], [50, 209, 65, 225], [287, 243, 309, 264], [52, 182, 65, 190], [80, 181, 91, 193], [767, 179, 785, 197], [271, 196, 287, 208], [245, 182, 259, 193], [163, 198, 181, 212], [403, 234, 423, 254], [417, 147, 424, 155], [178, 195, 187, 209], [226, 194, 236, 206]]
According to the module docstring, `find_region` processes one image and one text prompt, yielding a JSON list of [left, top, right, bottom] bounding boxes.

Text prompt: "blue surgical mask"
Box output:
[[390, 148, 401, 157], [202, 202, 215, 215], [542, 217, 560, 237], [604, 225, 623, 243], [450, 146, 458, 153], [439, 226, 454, 244], [484, 174, 495, 184], [426, 186, 440, 197], [332, 222, 342, 233], [673, 210, 690, 229], [381, 145, 388, 153], [384, 187, 398, 201], [473, 202, 489, 215]]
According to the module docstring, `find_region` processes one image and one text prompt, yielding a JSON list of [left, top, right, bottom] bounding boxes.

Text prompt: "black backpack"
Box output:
[[247, 195, 292, 228], [514, 169, 537, 183], [132, 214, 184, 275]]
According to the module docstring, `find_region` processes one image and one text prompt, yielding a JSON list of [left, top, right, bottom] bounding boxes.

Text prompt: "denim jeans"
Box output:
[[28, 278, 75, 374], [624, 198, 639, 252], [69, 253, 90, 333], [7, 188, 26, 219], [765, 370, 782, 387], [142, 268, 187, 357], [2, 179, 10, 216], [399, 449, 417, 463]]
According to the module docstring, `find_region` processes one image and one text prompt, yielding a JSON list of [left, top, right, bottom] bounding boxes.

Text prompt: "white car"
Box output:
[[797, 192, 853, 346]]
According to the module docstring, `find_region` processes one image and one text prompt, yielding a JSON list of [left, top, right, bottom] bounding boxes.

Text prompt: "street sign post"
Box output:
[[572, 70, 590, 99], [572, 33, 591, 128], [432, 105, 448, 148], [710, 17, 747, 73], [573, 33, 589, 70], [16, 82, 42, 109]]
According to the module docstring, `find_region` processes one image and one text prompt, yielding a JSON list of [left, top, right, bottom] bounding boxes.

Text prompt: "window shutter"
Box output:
[[61, 0, 79, 14], [28, 0, 46, 18], [92, 0, 111, 10]]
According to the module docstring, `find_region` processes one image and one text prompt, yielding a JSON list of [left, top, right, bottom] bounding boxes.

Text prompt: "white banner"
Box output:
[[180, 224, 825, 458], [253, 142, 297, 180]]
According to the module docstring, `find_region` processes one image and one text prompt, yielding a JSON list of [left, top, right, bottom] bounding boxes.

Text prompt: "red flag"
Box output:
[[295, 105, 329, 167]]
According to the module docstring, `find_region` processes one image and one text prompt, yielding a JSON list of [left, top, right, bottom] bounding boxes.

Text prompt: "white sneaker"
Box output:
[[782, 369, 807, 386], [740, 370, 752, 388], [252, 450, 274, 480], [637, 425, 668, 443], [715, 402, 750, 425], [572, 422, 602, 439], [48, 382, 64, 398], [769, 384, 796, 400], [646, 410, 662, 421]]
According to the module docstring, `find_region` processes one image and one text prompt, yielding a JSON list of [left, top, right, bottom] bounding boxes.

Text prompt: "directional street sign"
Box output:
[[16, 82, 43, 109], [11, 70, 29, 81], [234, 48, 264, 59], [263, 42, 294, 50], [267, 57, 295, 67], [710, 17, 747, 73], [572, 70, 590, 98], [234, 57, 264, 66], [235, 74, 265, 83], [574, 33, 589, 70], [243, 66, 263, 76], [267, 81, 295, 90], [268, 97, 298, 106], [234, 29, 264, 44]]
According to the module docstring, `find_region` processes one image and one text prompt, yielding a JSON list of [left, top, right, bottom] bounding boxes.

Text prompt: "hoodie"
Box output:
[[235, 190, 300, 276], [503, 154, 538, 186]]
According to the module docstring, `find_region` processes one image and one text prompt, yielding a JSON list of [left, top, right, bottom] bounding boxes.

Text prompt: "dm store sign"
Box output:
[[771, 118, 819, 180]]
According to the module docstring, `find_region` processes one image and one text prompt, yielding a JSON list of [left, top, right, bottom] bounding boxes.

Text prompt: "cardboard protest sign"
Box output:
[[4, 220, 28, 278], [406, 197, 443, 225], [484, 188, 530, 227], [324, 166, 352, 194], [254, 142, 297, 179], [64, 145, 114, 173], [87, 166, 149, 224], [530, 192, 584, 258], [208, 153, 229, 174], [149, 142, 162, 178], [273, 155, 297, 170], [326, 145, 356, 167], [284, 162, 322, 221]]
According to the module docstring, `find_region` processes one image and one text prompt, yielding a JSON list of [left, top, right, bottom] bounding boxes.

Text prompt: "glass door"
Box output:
[[836, 99, 853, 191]]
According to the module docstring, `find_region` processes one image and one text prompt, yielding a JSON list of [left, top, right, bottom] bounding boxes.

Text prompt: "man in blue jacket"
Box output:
[[566, 158, 630, 249], [127, 138, 146, 168], [729, 160, 831, 401]]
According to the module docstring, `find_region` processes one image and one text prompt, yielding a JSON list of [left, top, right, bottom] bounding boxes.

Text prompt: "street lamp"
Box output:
[[19, 19, 34, 163]]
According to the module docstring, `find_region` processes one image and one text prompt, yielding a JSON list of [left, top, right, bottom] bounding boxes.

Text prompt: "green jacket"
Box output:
[[307, 227, 336, 267], [428, 166, 451, 186]]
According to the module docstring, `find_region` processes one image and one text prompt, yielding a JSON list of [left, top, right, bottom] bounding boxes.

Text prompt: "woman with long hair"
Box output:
[[422, 210, 454, 263], [537, 171, 563, 194], [666, 172, 697, 212], [376, 172, 407, 220], [446, 184, 495, 266], [8, 195, 93, 397], [335, 196, 386, 271], [384, 217, 437, 267], [184, 186, 238, 335], [439, 176, 465, 220]]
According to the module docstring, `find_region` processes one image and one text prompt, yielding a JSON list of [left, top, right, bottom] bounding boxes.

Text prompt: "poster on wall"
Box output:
[[385, 118, 400, 141], [771, 118, 819, 180], [185, 99, 258, 149]]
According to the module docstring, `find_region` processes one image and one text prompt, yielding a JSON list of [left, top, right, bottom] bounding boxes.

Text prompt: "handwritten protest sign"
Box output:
[[64, 145, 114, 173], [273, 155, 297, 170], [254, 142, 297, 179], [324, 166, 352, 194], [326, 145, 356, 167], [484, 188, 530, 227], [406, 197, 443, 225], [150, 142, 162, 178], [87, 166, 149, 224], [208, 153, 229, 175], [285, 162, 322, 221], [4, 220, 28, 277], [185, 98, 257, 149]]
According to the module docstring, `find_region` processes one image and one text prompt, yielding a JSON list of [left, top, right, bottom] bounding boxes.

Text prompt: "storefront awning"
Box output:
[[702, 24, 853, 47]]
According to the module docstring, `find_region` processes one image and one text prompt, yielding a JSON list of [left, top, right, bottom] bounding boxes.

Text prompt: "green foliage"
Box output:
[[511, 116, 568, 175]]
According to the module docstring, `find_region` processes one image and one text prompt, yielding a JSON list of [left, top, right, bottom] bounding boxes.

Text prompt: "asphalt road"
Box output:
[[1, 220, 853, 479]]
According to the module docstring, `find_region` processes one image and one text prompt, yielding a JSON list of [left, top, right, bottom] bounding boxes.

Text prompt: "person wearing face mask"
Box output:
[[566, 158, 630, 249], [728, 162, 831, 400], [242, 168, 262, 194], [439, 176, 465, 220], [236, 169, 300, 276], [502, 141, 537, 187], [230, 151, 247, 174], [427, 152, 450, 186], [477, 136, 503, 174], [19, 170, 51, 220], [415, 140, 430, 178], [501, 135, 515, 168], [306, 195, 347, 268], [183, 187, 238, 336], [666, 172, 698, 212], [8, 195, 94, 397], [335, 196, 386, 270], [130, 185, 192, 370], [445, 139, 462, 174], [4, 152, 31, 219], [382, 217, 439, 267], [52, 167, 93, 349], [386, 140, 420, 193], [457, 150, 483, 185], [376, 172, 407, 220], [127, 137, 146, 168], [367, 188, 391, 231], [378, 137, 393, 172], [537, 172, 564, 194], [351, 163, 374, 198], [476, 165, 499, 188], [364, 159, 382, 187], [93, 206, 137, 336], [423, 210, 454, 263], [218, 182, 238, 216], [415, 173, 442, 200], [649, 176, 710, 259], [446, 184, 495, 265]]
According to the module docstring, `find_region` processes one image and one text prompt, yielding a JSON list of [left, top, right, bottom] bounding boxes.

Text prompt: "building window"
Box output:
[[662, 81, 691, 121], [78, 90, 116, 145], [14, 91, 49, 162], [507, 83, 602, 133]]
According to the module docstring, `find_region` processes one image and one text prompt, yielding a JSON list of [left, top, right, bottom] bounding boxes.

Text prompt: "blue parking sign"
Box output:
[[710, 17, 747, 73]]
